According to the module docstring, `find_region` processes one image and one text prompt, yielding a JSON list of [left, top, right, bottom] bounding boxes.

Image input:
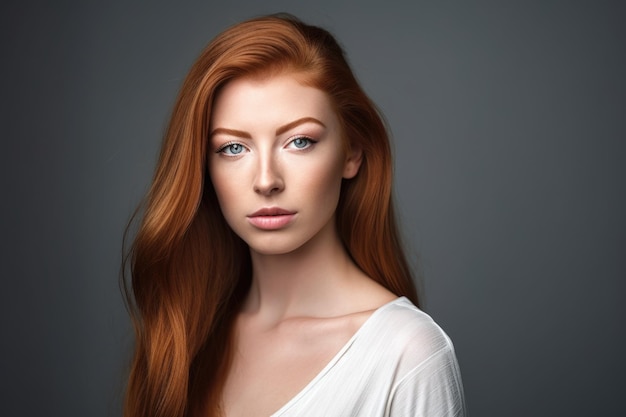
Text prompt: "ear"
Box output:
[[342, 146, 363, 179]]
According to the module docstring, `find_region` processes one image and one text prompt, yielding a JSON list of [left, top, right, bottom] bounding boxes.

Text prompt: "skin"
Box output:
[[209, 73, 397, 416]]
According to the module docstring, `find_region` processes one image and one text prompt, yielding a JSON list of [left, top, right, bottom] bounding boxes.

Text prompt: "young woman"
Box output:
[[123, 14, 465, 417]]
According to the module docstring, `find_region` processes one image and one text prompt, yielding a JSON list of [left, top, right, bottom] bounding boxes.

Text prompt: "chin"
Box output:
[[249, 243, 303, 257], [245, 235, 310, 257]]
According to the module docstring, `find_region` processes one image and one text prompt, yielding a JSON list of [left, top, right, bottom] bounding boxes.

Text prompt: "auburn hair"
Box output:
[[122, 13, 418, 417]]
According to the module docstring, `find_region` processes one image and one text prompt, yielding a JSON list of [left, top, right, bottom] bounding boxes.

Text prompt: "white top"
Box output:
[[271, 297, 466, 417]]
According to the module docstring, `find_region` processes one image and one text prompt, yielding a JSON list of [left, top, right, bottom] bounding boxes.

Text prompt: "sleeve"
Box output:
[[385, 346, 467, 417]]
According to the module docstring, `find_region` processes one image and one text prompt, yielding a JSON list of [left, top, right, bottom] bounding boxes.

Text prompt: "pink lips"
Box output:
[[247, 207, 296, 230]]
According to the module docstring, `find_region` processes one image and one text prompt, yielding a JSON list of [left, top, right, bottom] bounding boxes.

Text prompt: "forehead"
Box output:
[[210, 74, 338, 131]]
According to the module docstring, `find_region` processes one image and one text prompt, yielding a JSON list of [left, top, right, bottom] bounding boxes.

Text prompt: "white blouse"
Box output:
[[271, 297, 466, 416]]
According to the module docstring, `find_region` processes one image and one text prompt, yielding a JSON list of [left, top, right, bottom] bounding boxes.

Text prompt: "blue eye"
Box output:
[[289, 136, 315, 149], [218, 143, 245, 155]]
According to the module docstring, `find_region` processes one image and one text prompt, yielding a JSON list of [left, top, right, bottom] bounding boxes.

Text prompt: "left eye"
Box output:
[[288, 136, 315, 149]]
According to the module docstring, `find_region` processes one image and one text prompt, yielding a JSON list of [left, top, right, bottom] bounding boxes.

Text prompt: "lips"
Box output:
[[248, 207, 295, 217], [247, 207, 296, 230]]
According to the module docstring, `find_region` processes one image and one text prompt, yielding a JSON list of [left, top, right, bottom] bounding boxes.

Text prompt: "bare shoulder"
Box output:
[[337, 267, 402, 315]]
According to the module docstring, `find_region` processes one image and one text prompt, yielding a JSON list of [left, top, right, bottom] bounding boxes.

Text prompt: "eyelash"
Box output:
[[216, 136, 317, 155], [287, 135, 317, 150], [216, 141, 247, 155]]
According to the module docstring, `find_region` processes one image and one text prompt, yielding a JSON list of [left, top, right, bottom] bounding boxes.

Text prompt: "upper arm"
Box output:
[[385, 344, 466, 417]]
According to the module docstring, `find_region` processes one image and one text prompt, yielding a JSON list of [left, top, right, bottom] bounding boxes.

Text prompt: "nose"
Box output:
[[253, 152, 284, 196]]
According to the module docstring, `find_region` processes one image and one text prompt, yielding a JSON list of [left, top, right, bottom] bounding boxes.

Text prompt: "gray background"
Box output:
[[2, 1, 624, 416]]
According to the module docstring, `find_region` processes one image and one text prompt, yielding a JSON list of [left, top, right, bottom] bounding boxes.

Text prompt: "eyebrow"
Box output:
[[210, 117, 326, 139]]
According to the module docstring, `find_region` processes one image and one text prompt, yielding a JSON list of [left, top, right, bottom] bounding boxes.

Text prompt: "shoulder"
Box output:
[[368, 298, 466, 416], [369, 297, 457, 366]]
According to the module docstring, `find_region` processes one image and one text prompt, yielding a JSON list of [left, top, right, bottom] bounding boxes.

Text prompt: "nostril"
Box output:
[[253, 164, 284, 195]]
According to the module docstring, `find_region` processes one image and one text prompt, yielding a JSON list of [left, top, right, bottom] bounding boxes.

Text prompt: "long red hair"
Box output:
[[122, 13, 418, 417]]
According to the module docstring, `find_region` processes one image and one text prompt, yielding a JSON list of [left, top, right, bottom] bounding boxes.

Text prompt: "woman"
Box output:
[[123, 14, 465, 417]]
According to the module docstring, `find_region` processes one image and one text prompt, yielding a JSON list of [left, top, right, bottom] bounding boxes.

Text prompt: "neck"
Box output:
[[243, 225, 362, 323]]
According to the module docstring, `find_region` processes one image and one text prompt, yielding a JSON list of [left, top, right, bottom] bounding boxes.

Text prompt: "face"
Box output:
[[208, 73, 361, 256]]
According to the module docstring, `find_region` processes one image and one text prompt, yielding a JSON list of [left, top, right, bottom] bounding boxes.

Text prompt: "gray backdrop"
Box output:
[[2, 1, 624, 416]]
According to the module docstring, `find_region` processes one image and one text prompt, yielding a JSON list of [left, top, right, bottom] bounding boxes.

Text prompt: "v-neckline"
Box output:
[[269, 296, 405, 416]]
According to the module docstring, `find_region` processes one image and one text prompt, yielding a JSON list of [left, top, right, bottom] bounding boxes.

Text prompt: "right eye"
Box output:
[[217, 142, 246, 155]]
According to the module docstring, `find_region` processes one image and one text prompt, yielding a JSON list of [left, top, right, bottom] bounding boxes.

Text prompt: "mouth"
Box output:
[[248, 207, 295, 217], [247, 207, 296, 230]]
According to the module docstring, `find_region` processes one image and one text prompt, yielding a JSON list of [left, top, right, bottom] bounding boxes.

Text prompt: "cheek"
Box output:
[[209, 167, 239, 214], [298, 156, 345, 207]]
